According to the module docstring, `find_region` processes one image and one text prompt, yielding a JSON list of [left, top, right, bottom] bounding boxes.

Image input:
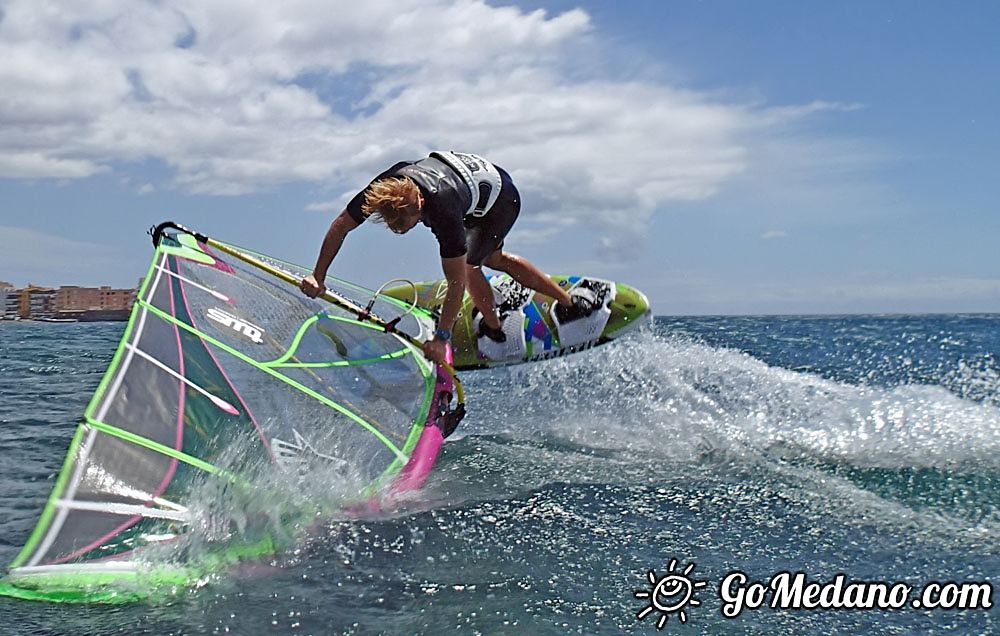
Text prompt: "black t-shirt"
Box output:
[[345, 158, 470, 259]]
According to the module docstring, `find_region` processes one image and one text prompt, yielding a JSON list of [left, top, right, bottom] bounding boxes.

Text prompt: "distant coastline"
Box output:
[[0, 282, 135, 322], [0, 310, 131, 323]]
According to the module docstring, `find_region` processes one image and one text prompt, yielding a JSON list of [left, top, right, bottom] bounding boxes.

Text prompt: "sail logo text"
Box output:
[[206, 308, 264, 344]]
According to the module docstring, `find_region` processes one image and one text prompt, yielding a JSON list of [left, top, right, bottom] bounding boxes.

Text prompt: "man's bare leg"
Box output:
[[483, 251, 574, 307], [466, 264, 502, 330]]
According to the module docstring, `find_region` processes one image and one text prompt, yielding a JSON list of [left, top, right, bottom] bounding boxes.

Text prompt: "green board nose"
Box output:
[[604, 282, 652, 339]]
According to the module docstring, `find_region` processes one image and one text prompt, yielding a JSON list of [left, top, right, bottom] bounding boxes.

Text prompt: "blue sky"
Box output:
[[1, 0, 997, 314]]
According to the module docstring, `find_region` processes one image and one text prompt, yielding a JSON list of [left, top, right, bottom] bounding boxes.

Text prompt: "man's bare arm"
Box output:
[[421, 254, 467, 364], [300, 210, 359, 297], [313, 210, 359, 279], [436, 255, 467, 332]]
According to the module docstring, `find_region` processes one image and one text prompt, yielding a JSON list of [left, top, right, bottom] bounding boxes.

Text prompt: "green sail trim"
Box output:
[[8, 426, 88, 569], [85, 418, 236, 481], [160, 245, 215, 265], [158, 233, 216, 265], [82, 254, 160, 421], [224, 242, 427, 318], [0, 535, 278, 604], [9, 254, 164, 571], [260, 312, 409, 367], [138, 299, 413, 463], [265, 350, 408, 369], [9, 416, 240, 572]]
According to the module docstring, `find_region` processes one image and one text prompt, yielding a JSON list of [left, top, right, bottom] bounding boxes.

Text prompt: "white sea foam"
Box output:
[[480, 329, 1000, 470]]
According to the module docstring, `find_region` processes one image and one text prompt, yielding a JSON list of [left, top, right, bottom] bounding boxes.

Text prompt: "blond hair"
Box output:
[[362, 177, 421, 224]]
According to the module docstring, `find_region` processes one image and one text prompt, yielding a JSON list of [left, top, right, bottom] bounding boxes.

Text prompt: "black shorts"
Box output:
[[464, 166, 520, 266]]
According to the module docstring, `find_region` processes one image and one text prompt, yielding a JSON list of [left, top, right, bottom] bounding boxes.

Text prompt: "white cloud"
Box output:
[[0, 152, 104, 179], [0, 0, 864, 249], [761, 230, 788, 240], [753, 100, 864, 127]]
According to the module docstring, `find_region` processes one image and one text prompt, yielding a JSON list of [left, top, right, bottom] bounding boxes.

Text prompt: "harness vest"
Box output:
[[430, 151, 503, 218]]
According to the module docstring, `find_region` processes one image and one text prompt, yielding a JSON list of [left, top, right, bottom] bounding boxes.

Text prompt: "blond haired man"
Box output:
[[300, 152, 596, 363]]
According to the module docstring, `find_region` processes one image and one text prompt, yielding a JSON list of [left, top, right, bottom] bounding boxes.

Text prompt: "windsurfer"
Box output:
[[299, 152, 597, 364]]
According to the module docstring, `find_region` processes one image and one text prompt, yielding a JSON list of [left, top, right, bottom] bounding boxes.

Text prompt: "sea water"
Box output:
[[0, 316, 997, 634]]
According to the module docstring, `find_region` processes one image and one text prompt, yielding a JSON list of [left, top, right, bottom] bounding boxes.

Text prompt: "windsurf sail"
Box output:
[[0, 221, 463, 603]]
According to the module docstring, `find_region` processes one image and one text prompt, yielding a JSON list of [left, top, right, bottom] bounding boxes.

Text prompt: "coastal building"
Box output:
[[0, 283, 136, 321], [51, 285, 135, 321], [55, 285, 135, 312], [0, 281, 16, 320], [19, 285, 56, 319]]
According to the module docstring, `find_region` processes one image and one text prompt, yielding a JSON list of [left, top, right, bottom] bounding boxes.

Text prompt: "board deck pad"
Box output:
[[385, 274, 651, 370], [548, 278, 613, 349], [473, 277, 533, 360]]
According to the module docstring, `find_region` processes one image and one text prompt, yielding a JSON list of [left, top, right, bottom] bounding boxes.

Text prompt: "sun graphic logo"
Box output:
[[635, 559, 708, 629]]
